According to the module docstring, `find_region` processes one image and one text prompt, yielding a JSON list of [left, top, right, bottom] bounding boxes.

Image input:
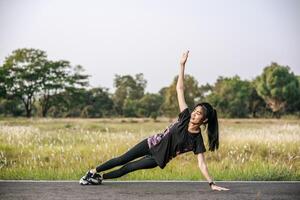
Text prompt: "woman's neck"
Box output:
[[188, 121, 200, 133]]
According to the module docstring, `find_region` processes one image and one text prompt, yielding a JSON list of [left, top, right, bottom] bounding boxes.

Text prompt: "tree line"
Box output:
[[0, 48, 299, 118]]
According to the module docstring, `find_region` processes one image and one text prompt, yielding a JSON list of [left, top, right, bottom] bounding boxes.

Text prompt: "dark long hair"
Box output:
[[193, 102, 219, 151]]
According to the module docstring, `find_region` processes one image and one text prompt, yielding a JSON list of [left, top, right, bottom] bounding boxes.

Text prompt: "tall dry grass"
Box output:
[[0, 118, 299, 180]]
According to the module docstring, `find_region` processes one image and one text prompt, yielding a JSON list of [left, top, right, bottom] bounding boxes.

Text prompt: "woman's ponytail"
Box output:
[[207, 109, 219, 151]]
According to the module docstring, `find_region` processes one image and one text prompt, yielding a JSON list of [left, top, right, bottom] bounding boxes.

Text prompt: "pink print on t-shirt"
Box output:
[[147, 120, 178, 149]]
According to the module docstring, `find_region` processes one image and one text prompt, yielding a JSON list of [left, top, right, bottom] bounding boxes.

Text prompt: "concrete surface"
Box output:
[[0, 180, 299, 200]]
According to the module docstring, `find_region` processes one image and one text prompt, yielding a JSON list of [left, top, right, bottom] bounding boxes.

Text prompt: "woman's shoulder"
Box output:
[[178, 107, 191, 122]]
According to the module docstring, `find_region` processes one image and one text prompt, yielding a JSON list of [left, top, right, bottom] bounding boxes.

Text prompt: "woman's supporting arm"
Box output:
[[176, 51, 189, 112], [197, 153, 230, 191], [197, 153, 214, 182]]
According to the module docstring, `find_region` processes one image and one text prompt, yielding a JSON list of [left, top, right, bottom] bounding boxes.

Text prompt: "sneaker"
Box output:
[[79, 170, 103, 185]]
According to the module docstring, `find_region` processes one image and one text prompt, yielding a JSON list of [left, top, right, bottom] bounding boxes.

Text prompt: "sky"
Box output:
[[1, 0, 299, 93]]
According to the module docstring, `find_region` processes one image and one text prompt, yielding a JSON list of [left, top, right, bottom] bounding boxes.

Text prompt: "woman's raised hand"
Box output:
[[180, 50, 189, 66]]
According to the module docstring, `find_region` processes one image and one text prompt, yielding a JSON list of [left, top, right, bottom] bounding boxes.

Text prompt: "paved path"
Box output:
[[0, 181, 299, 200]]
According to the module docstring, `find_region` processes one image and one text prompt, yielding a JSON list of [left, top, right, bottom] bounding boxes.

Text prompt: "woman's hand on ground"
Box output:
[[210, 184, 230, 191], [180, 50, 189, 66]]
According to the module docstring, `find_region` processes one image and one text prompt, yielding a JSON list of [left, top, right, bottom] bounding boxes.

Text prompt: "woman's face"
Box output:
[[190, 106, 207, 125]]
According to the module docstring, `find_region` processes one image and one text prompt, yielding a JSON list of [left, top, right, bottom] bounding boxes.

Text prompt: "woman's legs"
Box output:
[[95, 138, 152, 173], [102, 155, 157, 179]]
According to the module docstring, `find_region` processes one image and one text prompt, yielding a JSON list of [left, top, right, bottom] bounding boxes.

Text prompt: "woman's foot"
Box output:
[[79, 170, 103, 185]]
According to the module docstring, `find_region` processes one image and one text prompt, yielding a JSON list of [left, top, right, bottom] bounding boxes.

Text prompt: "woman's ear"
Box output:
[[203, 118, 208, 124]]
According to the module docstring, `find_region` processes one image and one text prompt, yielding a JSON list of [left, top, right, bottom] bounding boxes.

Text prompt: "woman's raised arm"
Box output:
[[176, 51, 189, 112]]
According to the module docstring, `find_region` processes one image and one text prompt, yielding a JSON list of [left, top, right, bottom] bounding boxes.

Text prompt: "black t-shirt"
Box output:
[[147, 107, 206, 169]]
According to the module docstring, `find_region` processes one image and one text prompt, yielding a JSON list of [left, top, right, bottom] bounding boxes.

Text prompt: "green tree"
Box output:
[[248, 82, 266, 118], [38, 61, 89, 117], [48, 87, 114, 118], [136, 93, 163, 119], [0, 48, 47, 117], [255, 62, 300, 117], [123, 99, 139, 117], [285, 75, 300, 114], [113, 73, 147, 115], [81, 87, 114, 117], [207, 76, 252, 118], [0, 69, 6, 98], [0, 98, 24, 116], [0, 48, 90, 117], [47, 87, 87, 117]]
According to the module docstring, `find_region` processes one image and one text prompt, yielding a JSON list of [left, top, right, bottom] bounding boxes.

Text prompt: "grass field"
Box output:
[[0, 117, 299, 181]]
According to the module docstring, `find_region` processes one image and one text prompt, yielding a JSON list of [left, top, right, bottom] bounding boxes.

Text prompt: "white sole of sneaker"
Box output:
[[79, 177, 89, 185]]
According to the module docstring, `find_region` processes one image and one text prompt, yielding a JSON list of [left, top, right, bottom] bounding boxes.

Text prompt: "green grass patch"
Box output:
[[0, 118, 299, 180]]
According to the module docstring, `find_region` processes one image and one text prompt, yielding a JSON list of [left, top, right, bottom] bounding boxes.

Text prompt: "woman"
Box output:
[[79, 51, 229, 191]]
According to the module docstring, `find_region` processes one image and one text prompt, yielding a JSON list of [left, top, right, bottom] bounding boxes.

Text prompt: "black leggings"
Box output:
[[95, 138, 158, 179]]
